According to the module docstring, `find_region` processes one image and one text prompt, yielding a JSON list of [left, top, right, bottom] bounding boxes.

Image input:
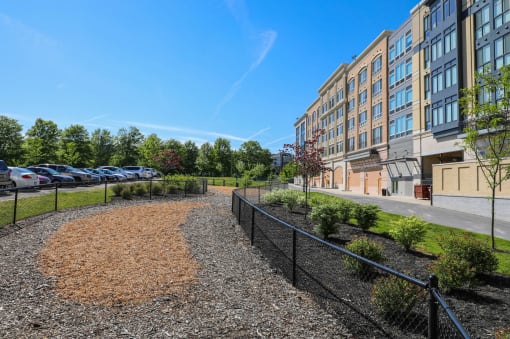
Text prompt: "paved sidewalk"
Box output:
[[289, 184, 510, 241]]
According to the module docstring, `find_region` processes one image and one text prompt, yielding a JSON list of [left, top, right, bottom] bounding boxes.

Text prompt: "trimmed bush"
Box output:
[[111, 183, 126, 197], [132, 183, 147, 197], [343, 236, 385, 275], [310, 203, 342, 238], [281, 190, 302, 212], [337, 200, 355, 224], [371, 275, 424, 319], [262, 189, 286, 204], [121, 186, 133, 199], [390, 215, 428, 251], [352, 203, 380, 231], [151, 182, 164, 195], [430, 232, 498, 292]]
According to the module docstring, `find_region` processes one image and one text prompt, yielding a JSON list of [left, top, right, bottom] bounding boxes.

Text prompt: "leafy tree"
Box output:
[[111, 126, 144, 166], [0, 115, 24, 165], [196, 142, 215, 176], [155, 148, 183, 175], [182, 140, 198, 174], [213, 138, 232, 177], [162, 139, 184, 156], [90, 129, 115, 167], [138, 133, 162, 168], [58, 124, 92, 167], [280, 161, 298, 182], [23, 118, 60, 165], [459, 65, 510, 249], [238, 141, 272, 170]]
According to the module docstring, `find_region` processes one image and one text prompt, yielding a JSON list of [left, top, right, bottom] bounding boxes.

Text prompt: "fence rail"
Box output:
[[0, 178, 207, 227], [232, 185, 469, 339]]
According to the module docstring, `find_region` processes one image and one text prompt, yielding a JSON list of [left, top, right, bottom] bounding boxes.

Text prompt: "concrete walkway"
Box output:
[[289, 184, 510, 241]]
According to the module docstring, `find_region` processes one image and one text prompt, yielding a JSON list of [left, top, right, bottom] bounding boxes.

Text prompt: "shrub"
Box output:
[[121, 186, 133, 199], [111, 183, 126, 197], [389, 215, 428, 251], [151, 182, 164, 195], [352, 204, 380, 231], [262, 189, 286, 205], [430, 255, 476, 293], [132, 183, 147, 197], [495, 327, 510, 339], [310, 203, 341, 238], [343, 236, 385, 275], [439, 233, 498, 275], [185, 180, 200, 193], [337, 200, 355, 224], [281, 190, 302, 212], [371, 275, 424, 319]]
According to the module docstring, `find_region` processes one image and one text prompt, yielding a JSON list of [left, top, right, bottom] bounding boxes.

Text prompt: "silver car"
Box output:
[[8, 167, 40, 188]]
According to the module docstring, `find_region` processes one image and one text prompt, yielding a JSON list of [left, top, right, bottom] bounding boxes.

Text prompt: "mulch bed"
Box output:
[[257, 203, 510, 339]]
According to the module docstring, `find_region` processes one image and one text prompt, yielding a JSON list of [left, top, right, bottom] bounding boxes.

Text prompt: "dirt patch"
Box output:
[[38, 201, 206, 306], [208, 185, 234, 195]]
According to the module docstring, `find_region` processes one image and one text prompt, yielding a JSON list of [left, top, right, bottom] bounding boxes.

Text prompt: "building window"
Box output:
[[348, 137, 355, 152], [431, 35, 443, 62], [431, 68, 444, 94], [495, 33, 510, 69], [348, 117, 355, 131], [424, 46, 431, 69], [477, 44, 491, 73], [389, 70, 395, 87], [390, 116, 408, 140], [424, 15, 431, 39], [424, 74, 431, 99], [431, 4, 442, 29], [432, 101, 444, 126], [445, 96, 459, 122], [406, 113, 413, 135], [348, 98, 355, 112], [425, 105, 431, 130], [329, 128, 335, 140], [329, 145, 335, 156], [406, 86, 413, 106], [444, 25, 457, 54], [312, 111, 316, 121], [390, 120, 396, 140], [372, 102, 382, 120], [329, 113, 335, 124], [359, 90, 368, 106], [348, 78, 355, 94], [359, 68, 368, 85], [372, 79, 382, 97], [395, 35, 405, 58], [405, 59, 412, 78], [336, 141, 343, 153], [389, 45, 396, 63], [475, 5, 491, 39], [372, 55, 382, 74], [359, 111, 368, 127], [444, 61, 457, 88], [322, 119, 328, 128], [444, 0, 456, 19], [337, 107, 344, 119], [372, 126, 382, 144], [405, 30, 412, 50], [337, 88, 344, 101], [337, 124, 344, 136], [389, 95, 396, 113], [358, 132, 367, 149], [495, 0, 510, 28]]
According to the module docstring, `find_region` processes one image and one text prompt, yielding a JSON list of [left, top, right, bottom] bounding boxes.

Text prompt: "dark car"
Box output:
[[26, 166, 76, 186], [0, 160, 12, 188], [37, 164, 91, 184]]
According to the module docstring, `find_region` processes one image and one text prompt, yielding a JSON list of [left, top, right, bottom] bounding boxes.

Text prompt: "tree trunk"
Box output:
[[491, 185, 496, 250]]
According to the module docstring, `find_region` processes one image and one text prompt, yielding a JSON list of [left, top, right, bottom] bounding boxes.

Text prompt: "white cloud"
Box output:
[[0, 12, 58, 49]]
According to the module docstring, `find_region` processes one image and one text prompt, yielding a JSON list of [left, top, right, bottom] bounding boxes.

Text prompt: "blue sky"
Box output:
[[0, 0, 418, 153]]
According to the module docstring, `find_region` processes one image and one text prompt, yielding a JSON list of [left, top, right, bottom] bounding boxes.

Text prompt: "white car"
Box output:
[[8, 167, 40, 188]]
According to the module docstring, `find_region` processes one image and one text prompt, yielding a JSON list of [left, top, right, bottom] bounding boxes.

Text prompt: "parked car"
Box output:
[[99, 166, 135, 180], [95, 168, 127, 181], [145, 168, 162, 178], [8, 167, 40, 188], [36, 174, 51, 187], [122, 166, 151, 179], [0, 160, 12, 188], [79, 168, 102, 184], [37, 164, 92, 184], [26, 166, 76, 186]]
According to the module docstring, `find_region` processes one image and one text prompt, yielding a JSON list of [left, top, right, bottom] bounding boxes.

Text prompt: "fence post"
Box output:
[[258, 186, 261, 203], [12, 189, 18, 225], [55, 184, 59, 211], [250, 206, 255, 245], [237, 197, 242, 224], [149, 178, 153, 200], [292, 229, 297, 287], [428, 275, 439, 339], [104, 180, 108, 203]]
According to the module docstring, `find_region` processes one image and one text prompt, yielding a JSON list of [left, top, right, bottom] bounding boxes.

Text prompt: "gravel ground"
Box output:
[[0, 189, 351, 338]]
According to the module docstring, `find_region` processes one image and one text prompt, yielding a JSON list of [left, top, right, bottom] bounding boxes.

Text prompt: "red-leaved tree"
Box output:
[[282, 129, 331, 215], [155, 149, 183, 175]]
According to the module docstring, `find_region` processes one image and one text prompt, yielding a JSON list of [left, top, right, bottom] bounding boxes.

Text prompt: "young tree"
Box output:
[[459, 65, 510, 249], [196, 142, 215, 176], [213, 138, 233, 177], [112, 126, 144, 166], [91, 129, 115, 167], [58, 124, 92, 167], [283, 129, 331, 214], [182, 140, 199, 174], [0, 115, 24, 165], [138, 133, 162, 168], [23, 118, 60, 165], [154, 148, 183, 175]]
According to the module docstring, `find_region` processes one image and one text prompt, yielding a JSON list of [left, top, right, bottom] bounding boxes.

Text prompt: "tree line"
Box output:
[[0, 116, 274, 177]]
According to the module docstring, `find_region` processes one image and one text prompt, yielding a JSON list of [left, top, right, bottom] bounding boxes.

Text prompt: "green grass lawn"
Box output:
[[308, 192, 510, 275]]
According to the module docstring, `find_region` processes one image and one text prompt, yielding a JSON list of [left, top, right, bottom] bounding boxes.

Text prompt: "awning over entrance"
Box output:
[[347, 148, 381, 171], [378, 157, 420, 179]]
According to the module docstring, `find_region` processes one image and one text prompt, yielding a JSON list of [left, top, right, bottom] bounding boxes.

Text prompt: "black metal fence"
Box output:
[[0, 178, 207, 227], [232, 186, 469, 339]]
